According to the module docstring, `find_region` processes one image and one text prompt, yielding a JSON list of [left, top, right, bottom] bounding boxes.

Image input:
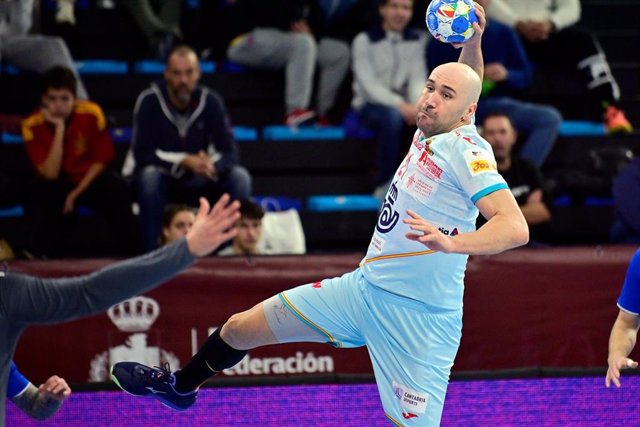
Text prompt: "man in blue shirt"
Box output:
[[606, 248, 640, 388]]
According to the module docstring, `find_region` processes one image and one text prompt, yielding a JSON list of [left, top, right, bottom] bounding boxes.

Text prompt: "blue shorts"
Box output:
[[279, 269, 462, 426]]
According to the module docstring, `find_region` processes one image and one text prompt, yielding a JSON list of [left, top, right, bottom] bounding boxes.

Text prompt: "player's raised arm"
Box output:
[[456, 2, 486, 80]]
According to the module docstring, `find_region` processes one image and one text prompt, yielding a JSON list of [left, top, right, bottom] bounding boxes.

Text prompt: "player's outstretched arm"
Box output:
[[606, 310, 640, 388], [456, 2, 486, 80]]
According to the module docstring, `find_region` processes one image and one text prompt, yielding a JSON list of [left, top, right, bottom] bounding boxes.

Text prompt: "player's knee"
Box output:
[[220, 311, 251, 348]]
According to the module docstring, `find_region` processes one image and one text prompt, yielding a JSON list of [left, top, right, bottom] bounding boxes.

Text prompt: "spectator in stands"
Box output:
[[117, 0, 182, 59], [610, 156, 640, 244], [0, 0, 88, 99], [485, 0, 632, 134], [426, 5, 561, 168], [605, 247, 640, 388], [351, 0, 427, 194], [122, 45, 251, 252], [7, 361, 70, 420], [161, 204, 196, 246], [225, 0, 350, 127], [306, 0, 378, 123], [217, 199, 264, 256], [21, 66, 135, 258], [481, 112, 551, 242]]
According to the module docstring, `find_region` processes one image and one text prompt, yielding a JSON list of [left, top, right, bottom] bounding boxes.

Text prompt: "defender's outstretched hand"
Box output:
[[186, 195, 241, 257]]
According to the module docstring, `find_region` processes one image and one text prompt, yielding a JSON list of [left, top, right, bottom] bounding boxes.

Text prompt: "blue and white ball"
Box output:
[[426, 0, 478, 43]]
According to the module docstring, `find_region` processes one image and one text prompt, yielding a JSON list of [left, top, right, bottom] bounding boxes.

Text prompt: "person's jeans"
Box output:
[[357, 103, 405, 187], [136, 165, 251, 251], [477, 97, 562, 167]]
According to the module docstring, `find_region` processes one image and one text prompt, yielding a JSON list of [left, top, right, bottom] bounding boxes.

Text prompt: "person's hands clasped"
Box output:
[[182, 151, 216, 179], [404, 209, 455, 253]]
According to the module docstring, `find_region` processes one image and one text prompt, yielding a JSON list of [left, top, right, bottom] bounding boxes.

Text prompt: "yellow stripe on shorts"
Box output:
[[361, 249, 436, 265], [280, 292, 342, 348]]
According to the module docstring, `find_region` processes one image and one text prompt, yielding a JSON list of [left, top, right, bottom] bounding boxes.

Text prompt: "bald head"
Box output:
[[431, 62, 482, 105]]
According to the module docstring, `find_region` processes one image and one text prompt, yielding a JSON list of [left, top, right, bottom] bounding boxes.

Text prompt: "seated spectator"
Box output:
[[481, 112, 552, 243], [122, 45, 251, 251], [160, 204, 196, 246], [21, 66, 136, 257], [0, 0, 88, 99], [117, 0, 182, 59], [486, 0, 632, 134], [426, 6, 561, 167], [225, 0, 350, 126], [306, 0, 377, 123], [217, 199, 264, 256], [351, 0, 426, 193], [610, 156, 640, 244], [8, 361, 71, 420]]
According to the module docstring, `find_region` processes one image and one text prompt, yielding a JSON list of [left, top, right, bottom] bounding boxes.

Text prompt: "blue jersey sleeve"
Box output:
[[617, 249, 640, 314], [7, 361, 30, 398]]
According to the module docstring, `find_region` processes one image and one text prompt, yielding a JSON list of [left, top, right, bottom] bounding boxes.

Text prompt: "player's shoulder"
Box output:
[[449, 127, 499, 175], [448, 126, 491, 152]]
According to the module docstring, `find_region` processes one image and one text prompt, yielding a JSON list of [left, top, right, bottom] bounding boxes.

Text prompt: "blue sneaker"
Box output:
[[110, 362, 197, 410]]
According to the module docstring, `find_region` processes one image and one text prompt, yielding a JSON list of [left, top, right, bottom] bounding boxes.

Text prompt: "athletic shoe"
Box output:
[[285, 108, 316, 127], [110, 362, 197, 410], [603, 106, 633, 134]]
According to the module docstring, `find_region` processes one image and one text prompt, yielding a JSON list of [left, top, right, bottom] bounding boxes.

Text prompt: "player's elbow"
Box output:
[[512, 218, 530, 248]]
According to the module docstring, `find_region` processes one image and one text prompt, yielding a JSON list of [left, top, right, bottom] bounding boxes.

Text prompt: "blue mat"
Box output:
[[0, 205, 24, 218], [134, 60, 215, 74], [233, 126, 258, 142], [262, 126, 345, 141], [559, 120, 605, 136], [1, 133, 23, 144], [307, 195, 380, 212], [75, 60, 128, 75]]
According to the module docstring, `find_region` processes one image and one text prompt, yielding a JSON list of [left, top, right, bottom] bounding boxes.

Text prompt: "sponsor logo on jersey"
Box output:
[[392, 381, 428, 414], [376, 182, 400, 234], [402, 412, 419, 419], [417, 150, 443, 179], [463, 149, 497, 175], [438, 226, 459, 236], [462, 136, 477, 145], [469, 159, 496, 174]]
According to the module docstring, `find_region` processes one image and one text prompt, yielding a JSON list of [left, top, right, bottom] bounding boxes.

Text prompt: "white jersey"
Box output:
[[360, 125, 508, 310]]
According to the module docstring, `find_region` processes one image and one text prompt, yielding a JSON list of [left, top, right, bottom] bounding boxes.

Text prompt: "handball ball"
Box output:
[[426, 0, 478, 43]]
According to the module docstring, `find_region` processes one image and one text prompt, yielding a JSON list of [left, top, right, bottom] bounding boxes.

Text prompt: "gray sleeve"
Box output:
[[0, 238, 196, 325], [352, 33, 405, 108]]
